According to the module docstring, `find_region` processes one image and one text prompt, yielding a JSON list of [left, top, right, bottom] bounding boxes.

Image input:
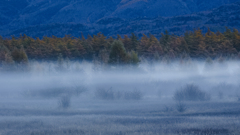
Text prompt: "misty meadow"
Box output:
[[0, 28, 240, 135]]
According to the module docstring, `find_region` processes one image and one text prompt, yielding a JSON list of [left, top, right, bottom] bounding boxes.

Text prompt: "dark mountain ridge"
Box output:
[[0, 0, 240, 37]]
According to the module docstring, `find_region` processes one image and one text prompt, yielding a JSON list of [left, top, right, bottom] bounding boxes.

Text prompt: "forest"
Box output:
[[0, 28, 240, 70]]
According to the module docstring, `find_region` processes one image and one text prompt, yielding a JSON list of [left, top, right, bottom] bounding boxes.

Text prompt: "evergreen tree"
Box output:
[[130, 51, 140, 66], [160, 30, 171, 46], [108, 40, 127, 65], [130, 33, 138, 51], [82, 35, 94, 60], [232, 29, 240, 52]]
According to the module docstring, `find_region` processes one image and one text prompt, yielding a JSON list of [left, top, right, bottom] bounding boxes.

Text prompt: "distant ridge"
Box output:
[[0, 0, 240, 37]]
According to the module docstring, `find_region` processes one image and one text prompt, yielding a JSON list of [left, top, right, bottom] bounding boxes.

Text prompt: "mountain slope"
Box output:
[[4, 2, 240, 38], [0, 0, 240, 37], [99, 2, 240, 36]]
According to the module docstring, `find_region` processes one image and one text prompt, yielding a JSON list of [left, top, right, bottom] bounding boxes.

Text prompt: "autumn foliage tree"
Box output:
[[11, 47, 28, 64]]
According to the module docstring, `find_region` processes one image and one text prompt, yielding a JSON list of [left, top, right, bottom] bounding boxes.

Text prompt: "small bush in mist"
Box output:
[[237, 93, 240, 101], [174, 84, 210, 101], [212, 83, 237, 100], [59, 94, 71, 109], [25, 86, 86, 109], [28, 86, 86, 98], [124, 90, 142, 100], [218, 91, 224, 99], [95, 87, 115, 100], [95, 87, 142, 100], [163, 106, 173, 112], [176, 101, 187, 112]]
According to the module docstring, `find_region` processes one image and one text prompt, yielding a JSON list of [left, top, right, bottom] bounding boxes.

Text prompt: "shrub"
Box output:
[[176, 101, 187, 112], [124, 90, 142, 100], [95, 87, 142, 100], [218, 91, 224, 99], [95, 87, 114, 100], [59, 94, 71, 109], [174, 84, 210, 101], [213, 83, 238, 100], [163, 106, 173, 112], [28, 86, 86, 98], [237, 94, 240, 101]]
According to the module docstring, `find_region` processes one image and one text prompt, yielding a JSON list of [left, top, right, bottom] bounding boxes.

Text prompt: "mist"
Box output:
[[0, 60, 240, 134]]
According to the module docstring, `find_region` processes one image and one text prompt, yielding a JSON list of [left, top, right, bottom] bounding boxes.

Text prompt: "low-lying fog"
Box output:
[[1, 60, 240, 102], [1, 60, 240, 134]]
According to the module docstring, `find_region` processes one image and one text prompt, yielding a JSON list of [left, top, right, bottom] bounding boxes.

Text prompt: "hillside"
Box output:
[[0, 0, 240, 37]]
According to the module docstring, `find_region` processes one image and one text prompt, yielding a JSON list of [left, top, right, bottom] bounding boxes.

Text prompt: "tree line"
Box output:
[[0, 28, 240, 67]]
